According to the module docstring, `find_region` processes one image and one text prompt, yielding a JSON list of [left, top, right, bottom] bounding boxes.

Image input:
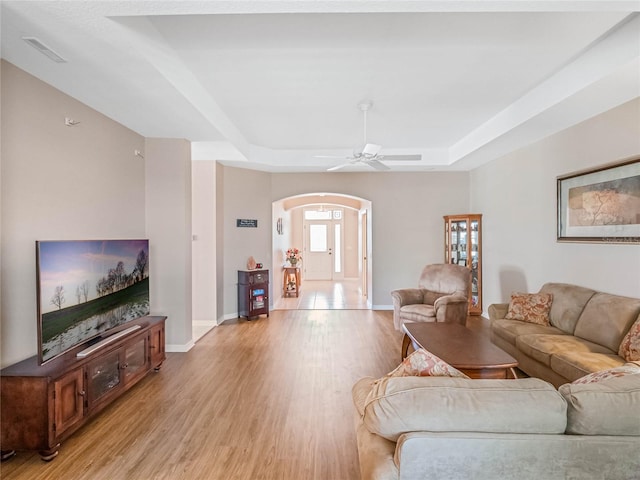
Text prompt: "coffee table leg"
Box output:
[[401, 333, 412, 361]]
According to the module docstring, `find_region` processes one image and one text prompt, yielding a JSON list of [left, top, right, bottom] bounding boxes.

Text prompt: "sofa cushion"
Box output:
[[386, 348, 469, 379], [491, 319, 565, 346], [573, 293, 640, 352], [550, 351, 626, 382], [361, 376, 567, 441], [619, 315, 640, 362], [399, 304, 435, 321], [516, 334, 613, 367], [539, 283, 596, 334], [505, 292, 553, 325], [558, 364, 640, 435]]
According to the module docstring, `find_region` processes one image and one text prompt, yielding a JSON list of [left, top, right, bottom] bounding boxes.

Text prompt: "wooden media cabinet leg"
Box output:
[[39, 444, 60, 462], [1, 450, 16, 462]]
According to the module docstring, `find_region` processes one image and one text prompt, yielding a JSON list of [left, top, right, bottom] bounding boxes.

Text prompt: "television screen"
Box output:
[[36, 239, 150, 364]]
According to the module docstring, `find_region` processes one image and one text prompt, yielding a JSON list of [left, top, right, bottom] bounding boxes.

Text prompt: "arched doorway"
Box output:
[[272, 193, 372, 310]]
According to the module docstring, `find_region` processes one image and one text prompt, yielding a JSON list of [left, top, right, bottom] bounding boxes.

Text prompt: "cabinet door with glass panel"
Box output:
[[444, 214, 482, 315]]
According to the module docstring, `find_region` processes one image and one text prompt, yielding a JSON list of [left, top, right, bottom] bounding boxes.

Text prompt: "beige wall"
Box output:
[[219, 166, 272, 320], [1, 61, 146, 366], [217, 169, 470, 317], [471, 98, 640, 311]]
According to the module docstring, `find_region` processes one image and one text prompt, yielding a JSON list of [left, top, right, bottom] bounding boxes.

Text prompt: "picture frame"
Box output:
[[557, 157, 640, 243]]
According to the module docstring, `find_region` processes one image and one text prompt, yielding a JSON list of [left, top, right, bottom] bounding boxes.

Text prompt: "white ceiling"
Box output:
[[2, 1, 639, 172]]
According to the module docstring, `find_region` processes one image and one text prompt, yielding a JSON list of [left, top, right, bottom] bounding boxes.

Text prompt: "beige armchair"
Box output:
[[391, 264, 471, 332]]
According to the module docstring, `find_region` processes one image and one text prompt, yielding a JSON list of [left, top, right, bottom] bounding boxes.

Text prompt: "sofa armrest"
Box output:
[[488, 303, 509, 321]]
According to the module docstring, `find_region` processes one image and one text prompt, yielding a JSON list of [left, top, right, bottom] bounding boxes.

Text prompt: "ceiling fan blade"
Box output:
[[362, 143, 382, 157], [327, 162, 352, 172], [377, 154, 422, 161], [313, 155, 350, 159], [365, 158, 390, 171]]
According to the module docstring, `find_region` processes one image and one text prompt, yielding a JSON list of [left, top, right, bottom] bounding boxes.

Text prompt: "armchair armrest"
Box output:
[[390, 289, 424, 331], [488, 303, 509, 321], [391, 288, 424, 307], [433, 294, 469, 324]]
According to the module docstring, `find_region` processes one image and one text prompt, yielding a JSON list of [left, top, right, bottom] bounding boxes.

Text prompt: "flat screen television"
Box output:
[[36, 239, 150, 364]]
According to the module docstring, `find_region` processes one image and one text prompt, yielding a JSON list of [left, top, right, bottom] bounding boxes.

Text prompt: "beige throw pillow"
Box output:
[[619, 317, 640, 362], [571, 362, 640, 385], [505, 292, 553, 326]]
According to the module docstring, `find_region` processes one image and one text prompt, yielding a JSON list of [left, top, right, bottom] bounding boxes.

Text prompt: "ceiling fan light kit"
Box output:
[[318, 102, 421, 172]]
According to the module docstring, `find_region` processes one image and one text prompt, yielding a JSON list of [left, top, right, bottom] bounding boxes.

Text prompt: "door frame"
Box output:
[[271, 193, 372, 308]]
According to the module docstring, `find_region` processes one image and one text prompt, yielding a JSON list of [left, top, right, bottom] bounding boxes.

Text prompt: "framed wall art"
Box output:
[[557, 157, 640, 243]]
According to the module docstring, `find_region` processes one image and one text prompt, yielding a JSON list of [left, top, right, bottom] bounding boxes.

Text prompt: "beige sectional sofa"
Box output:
[[352, 373, 640, 480], [489, 282, 640, 387]]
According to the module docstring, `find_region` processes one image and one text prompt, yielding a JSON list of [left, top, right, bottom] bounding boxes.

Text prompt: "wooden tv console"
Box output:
[[0, 316, 166, 461]]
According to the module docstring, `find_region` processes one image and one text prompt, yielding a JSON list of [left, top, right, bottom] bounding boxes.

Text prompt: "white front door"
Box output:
[[304, 221, 333, 280]]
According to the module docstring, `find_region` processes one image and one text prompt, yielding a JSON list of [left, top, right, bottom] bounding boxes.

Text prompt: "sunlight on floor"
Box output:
[[274, 278, 369, 310]]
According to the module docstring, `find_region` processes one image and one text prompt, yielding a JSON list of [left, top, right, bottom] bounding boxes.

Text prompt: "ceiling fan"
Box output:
[[315, 102, 422, 172]]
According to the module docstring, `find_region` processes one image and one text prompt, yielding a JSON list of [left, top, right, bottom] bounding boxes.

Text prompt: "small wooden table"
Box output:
[[402, 323, 518, 379], [283, 266, 301, 297]]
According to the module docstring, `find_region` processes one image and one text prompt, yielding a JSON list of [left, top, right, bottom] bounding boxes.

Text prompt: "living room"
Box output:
[[1, 1, 639, 478]]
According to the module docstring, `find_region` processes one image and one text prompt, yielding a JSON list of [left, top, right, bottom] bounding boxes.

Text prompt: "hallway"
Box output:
[[274, 279, 369, 310]]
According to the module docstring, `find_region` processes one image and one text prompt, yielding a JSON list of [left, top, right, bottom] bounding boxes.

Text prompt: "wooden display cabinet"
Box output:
[[444, 214, 482, 315], [238, 269, 269, 319], [0, 316, 166, 461]]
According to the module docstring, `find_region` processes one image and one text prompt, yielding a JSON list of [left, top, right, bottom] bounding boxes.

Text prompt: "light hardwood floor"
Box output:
[[1, 310, 406, 480], [274, 279, 369, 310]]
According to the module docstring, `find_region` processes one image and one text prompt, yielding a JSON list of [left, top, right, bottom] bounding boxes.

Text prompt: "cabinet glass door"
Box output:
[[123, 338, 148, 384], [450, 220, 468, 266], [252, 288, 266, 310], [470, 219, 480, 309], [87, 350, 120, 405], [444, 214, 482, 315]]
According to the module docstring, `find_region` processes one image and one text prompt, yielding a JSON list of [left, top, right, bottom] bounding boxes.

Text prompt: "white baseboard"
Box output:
[[166, 339, 195, 353], [373, 304, 393, 310], [220, 312, 240, 323]]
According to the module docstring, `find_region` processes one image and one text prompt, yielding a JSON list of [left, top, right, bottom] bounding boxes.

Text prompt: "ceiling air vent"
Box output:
[[22, 37, 67, 63]]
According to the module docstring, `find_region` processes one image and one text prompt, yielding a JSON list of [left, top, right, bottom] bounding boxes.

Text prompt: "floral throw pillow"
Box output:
[[504, 292, 553, 326], [572, 362, 640, 385], [387, 348, 469, 378], [619, 317, 640, 362]]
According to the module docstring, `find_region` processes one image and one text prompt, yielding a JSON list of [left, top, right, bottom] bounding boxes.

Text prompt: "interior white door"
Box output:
[[304, 222, 333, 280]]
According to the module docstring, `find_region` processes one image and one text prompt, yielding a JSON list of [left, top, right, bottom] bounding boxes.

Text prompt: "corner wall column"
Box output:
[[145, 138, 193, 352]]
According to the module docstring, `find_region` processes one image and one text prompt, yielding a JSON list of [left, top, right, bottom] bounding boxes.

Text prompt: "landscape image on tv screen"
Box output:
[[37, 239, 150, 363]]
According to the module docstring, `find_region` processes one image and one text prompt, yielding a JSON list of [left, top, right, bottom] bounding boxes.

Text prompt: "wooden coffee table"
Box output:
[[402, 323, 519, 379]]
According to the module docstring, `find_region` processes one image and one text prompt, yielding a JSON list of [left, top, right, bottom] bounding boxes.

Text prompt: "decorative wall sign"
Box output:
[[237, 219, 258, 228], [276, 217, 283, 235], [557, 157, 640, 243]]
